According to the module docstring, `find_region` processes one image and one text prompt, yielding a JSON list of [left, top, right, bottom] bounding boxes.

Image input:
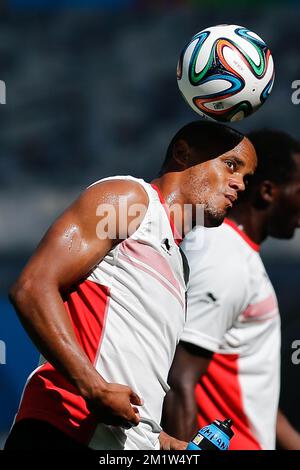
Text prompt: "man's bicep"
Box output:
[[17, 179, 149, 292], [168, 342, 212, 388], [18, 195, 114, 292], [179, 342, 212, 379]]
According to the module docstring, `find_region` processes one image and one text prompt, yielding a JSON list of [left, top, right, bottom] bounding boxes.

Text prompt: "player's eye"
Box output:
[[225, 160, 236, 171]]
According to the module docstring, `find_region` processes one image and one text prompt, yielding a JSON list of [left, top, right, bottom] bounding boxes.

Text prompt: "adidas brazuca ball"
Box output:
[[177, 24, 275, 122]]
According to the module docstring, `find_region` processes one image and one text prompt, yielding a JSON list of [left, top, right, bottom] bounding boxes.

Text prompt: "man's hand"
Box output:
[[85, 382, 144, 428], [159, 431, 187, 450]]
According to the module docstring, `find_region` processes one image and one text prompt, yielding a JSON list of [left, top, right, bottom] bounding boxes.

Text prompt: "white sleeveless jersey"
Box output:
[[16, 176, 188, 450], [181, 219, 281, 450]]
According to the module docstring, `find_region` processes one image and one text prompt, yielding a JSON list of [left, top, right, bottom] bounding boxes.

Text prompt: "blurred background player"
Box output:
[[163, 130, 300, 450], [4, 121, 256, 450]]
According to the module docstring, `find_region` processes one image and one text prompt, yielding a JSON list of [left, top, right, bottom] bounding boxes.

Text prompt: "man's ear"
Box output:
[[172, 139, 191, 170], [259, 180, 279, 204]]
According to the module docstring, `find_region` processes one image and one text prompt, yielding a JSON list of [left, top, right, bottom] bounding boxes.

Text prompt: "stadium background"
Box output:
[[0, 0, 300, 447]]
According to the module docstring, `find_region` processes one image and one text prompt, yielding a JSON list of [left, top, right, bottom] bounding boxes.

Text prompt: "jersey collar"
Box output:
[[224, 218, 260, 252], [151, 184, 182, 246]]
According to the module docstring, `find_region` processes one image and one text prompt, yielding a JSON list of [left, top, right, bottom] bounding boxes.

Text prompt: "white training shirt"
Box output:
[[181, 219, 281, 450], [16, 176, 188, 450]]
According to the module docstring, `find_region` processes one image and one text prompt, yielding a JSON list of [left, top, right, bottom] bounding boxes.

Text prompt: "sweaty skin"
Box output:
[[9, 137, 256, 449]]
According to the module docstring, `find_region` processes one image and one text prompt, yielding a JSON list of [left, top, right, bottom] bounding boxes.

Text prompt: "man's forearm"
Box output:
[[162, 343, 211, 441], [10, 281, 106, 398], [162, 388, 198, 441]]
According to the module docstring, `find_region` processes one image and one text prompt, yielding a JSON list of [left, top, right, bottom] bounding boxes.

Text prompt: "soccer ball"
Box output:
[[177, 24, 275, 122]]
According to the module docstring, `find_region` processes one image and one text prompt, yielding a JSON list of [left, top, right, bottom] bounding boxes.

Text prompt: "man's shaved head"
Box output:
[[160, 120, 245, 173]]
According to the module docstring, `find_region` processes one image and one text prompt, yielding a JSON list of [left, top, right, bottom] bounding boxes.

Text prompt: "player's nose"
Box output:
[[228, 176, 245, 193]]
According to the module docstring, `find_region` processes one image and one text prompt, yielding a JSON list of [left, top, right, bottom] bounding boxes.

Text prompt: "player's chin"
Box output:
[[204, 210, 226, 228]]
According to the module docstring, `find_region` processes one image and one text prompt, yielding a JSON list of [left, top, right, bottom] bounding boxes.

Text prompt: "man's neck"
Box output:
[[151, 174, 189, 239]]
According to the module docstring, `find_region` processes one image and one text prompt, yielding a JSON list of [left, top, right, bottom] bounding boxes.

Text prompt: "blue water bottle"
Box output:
[[187, 418, 234, 451]]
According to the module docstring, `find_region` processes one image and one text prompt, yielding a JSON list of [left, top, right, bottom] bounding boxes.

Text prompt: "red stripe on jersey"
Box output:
[[224, 218, 260, 252], [118, 252, 184, 308], [195, 353, 262, 450], [16, 280, 110, 445], [242, 293, 278, 320], [65, 280, 110, 364], [120, 238, 182, 294], [151, 184, 183, 246]]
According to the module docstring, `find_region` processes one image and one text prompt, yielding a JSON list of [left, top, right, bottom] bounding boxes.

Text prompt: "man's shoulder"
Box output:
[[182, 223, 250, 285], [83, 176, 149, 206], [182, 223, 245, 261], [62, 176, 150, 243]]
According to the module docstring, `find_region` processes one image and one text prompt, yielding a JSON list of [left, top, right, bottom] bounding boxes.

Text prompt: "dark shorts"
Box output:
[[4, 419, 92, 451]]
